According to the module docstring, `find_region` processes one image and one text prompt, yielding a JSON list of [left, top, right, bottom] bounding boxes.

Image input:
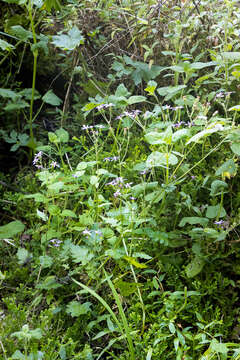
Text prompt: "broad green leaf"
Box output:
[[76, 162, 88, 170], [4, 99, 29, 112], [0, 88, 19, 100], [210, 180, 228, 196], [127, 95, 146, 105], [66, 301, 91, 317], [131, 182, 158, 196], [215, 159, 237, 176], [52, 26, 84, 50], [185, 257, 205, 278], [186, 124, 224, 145], [206, 204, 226, 219], [190, 61, 216, 69], [115, 83, 130, 97], [61, 209, 77, 218], [179, 217, 208, 227], [47, 181, 64, 192], [10, 25, 32, 41], [0, 39, 15, 51], [220, 51, 240, 62], [146, 151, 178, 167], [11, 350, 25, 360], [230, 143, 240, 155], [42, 90, 62, 106], [145, 126, 172, 145], [55, 128, 69, 142], [157, 85, 186, 97], [90, 175, 99, 187], [172, 128, 190, 142], [210, 339, 228, 354], [16, 248, 30, 265], [48, 204, 61, 215], [0, 220, 25, 239]]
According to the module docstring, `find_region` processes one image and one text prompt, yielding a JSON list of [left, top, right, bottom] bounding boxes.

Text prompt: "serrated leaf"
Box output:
[[0, 220, 25, 239], [39, 255, 53, 268], [37, 276, 62, 290], [42, 90, 62, 106], [70, 244, 94, 265], [52, 26, 84, 50], [66, 301, 91, 317], [185, 257, 205, 278]]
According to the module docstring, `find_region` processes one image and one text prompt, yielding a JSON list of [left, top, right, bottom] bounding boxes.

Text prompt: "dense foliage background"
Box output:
[[0, 0, 240, 359]]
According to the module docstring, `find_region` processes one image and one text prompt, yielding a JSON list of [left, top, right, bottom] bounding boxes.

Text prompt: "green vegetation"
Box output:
[[0, 0, 240, 358]]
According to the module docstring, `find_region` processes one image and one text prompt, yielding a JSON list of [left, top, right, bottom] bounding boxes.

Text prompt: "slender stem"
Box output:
[[28, 0, 38, 150]]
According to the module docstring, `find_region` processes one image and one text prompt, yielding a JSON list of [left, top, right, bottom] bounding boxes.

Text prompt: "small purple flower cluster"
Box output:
[[96, 103, 114, 111], [82, 124, 105, 131], [104, 156, 119, 162], [33, 151, 43, 169], [116, 110, 141, 120], [172, 121, 195, 128], [214, 220, 229, 229], [49, 238, 62, 247], [50, 161, 60, 168], [33, 151, 59, 170], [215, 91, 233, 99], [106, 177, 133, 198]]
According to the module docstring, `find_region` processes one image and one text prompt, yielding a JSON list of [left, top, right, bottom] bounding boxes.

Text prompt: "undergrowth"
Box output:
[[0, 0, 240, 359]]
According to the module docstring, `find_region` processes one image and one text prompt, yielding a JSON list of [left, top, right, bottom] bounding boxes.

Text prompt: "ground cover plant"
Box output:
[[0, 0, 240, 359]]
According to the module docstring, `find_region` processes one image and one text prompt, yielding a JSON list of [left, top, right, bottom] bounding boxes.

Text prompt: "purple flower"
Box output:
[[214, 220, 224, 225], [104, 156, 119, 162], [97, 103, 114, 111], [33, 151, 43, 166], [114, 190, 121, 198], [83, 229, 91, 236], [50, 161, 59, 168], [49, 238, 62, 247]]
